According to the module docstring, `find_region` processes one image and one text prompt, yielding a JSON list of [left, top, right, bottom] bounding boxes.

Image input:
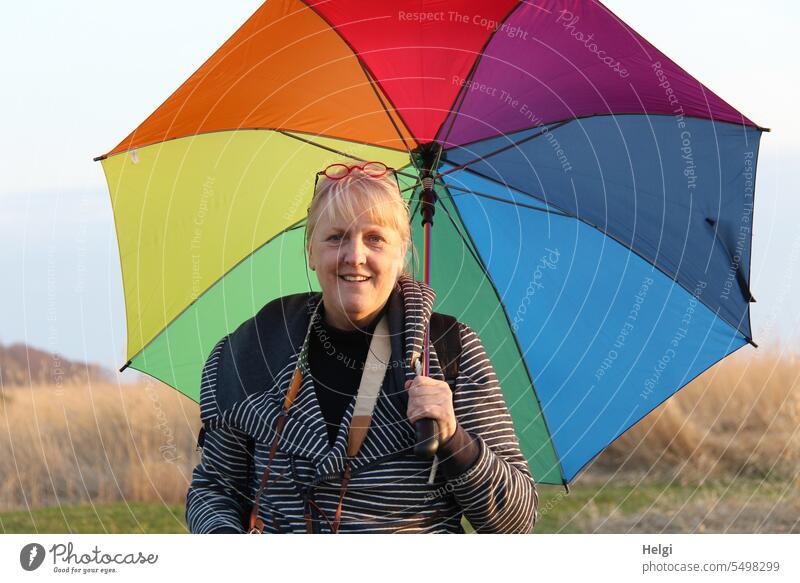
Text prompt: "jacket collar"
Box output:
[[396, 273, 437, 372], [232, 275, 437, 476], [299, 273, 436, 371]]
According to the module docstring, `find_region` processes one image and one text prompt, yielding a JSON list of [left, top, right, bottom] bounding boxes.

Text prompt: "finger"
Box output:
[[408, 392, 450, 407], [407, 404, 449, 424], [408, 391, 452, 410], [405, 374, 441, 386], [406, 377, 450, 392], [408, 410, 457, 441], [407, 397, 453, 419]]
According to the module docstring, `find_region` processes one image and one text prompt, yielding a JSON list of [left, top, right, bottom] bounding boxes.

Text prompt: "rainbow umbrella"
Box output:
[[96, 1, 765, 486]]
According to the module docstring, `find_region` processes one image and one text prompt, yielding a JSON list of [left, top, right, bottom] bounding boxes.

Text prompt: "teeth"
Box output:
[[342, 275, 369, 282]]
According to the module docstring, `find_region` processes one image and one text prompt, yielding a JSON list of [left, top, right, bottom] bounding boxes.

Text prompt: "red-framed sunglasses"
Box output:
[[317, 161, 394, 180]]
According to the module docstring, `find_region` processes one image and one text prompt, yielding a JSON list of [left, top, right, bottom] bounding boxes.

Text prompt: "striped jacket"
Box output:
[[186, 275, 538, 533]]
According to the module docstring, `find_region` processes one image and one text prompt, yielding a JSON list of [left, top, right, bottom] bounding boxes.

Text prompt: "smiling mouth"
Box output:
[[339, 275, 371, 282]]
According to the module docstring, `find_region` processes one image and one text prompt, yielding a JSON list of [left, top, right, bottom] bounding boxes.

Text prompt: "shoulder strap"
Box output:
[[429, 312, 462, 390], [347, 314, 391, 457]]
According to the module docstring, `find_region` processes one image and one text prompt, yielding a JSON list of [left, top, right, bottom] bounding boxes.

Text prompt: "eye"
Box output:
[[368, 233, 385, 244], [326, 233, 343, 242]]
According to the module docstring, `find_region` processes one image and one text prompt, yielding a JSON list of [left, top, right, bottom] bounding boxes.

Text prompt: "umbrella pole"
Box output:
[[412, 159, 440, 459], [422, 216, 432, 375], [412, 140, 443, 374]]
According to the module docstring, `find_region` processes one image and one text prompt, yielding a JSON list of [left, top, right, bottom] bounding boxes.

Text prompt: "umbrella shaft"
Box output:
[[413, 141, 443, 378], [423, 220, 431, 376]]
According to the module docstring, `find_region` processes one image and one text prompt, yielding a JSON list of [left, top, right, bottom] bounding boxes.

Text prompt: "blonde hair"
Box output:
[[306, 168, 412, 273]]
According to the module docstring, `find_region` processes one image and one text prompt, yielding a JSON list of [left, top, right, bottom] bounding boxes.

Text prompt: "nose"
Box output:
[[339, 235, 366, 266]]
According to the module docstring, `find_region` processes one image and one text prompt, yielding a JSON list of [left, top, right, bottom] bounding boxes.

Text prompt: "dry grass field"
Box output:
[[0, 377, 200, 511], [1, 347, 798, 532], [594, 347, 800, 482]]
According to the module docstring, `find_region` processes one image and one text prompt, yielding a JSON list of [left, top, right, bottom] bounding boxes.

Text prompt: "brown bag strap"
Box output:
[[248, 367, 303, 533]]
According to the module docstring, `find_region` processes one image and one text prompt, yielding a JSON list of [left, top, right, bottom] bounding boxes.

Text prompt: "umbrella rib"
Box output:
[[406, 193, 425, 275], [445, 164, 566, 211], [119, 218, 308, 371], [704, 218, 756, 303], [355, 60, 416, 157], [434, 177, 569, 484], [95, 126, 412, 163], [277, 130, 418, 181], [436, 119, 574, 179], [565, 337, 751, 484], [433, 194, 487, 279], [434, 3, 523, 146], [443, 184, 570, 217], [405, 185, 488, 285], [298, 0, 416, 156], [440, 113, 769, 158], [450, 165, 758, 346], [277, 130, 373, 162], [409, 196, 422, 226]]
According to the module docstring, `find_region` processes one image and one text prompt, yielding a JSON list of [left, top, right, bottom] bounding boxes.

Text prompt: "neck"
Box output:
[[322, 300, 388, 332]]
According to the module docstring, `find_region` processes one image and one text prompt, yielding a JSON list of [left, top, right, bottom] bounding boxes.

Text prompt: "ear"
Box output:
[[307, 243, 315, 271], [397, 240, 409, 277]]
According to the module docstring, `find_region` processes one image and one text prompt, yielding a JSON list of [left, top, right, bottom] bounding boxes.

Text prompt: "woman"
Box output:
[[186, 162, 538, 533]]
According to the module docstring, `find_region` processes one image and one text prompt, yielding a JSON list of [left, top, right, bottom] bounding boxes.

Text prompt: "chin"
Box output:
[[341, 301, 370, 317], [335, 286, 373, 303]]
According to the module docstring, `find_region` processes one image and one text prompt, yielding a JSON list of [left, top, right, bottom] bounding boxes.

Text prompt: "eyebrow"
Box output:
[[324, 222, 391, 233]]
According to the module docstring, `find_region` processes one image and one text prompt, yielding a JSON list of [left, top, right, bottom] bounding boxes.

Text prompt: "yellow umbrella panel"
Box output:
[[102, 131, 410, 399]]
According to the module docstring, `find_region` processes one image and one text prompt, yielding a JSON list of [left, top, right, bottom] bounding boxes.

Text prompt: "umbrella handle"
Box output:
[[412, 355, 439, 459], [414, 418, 439, 459]]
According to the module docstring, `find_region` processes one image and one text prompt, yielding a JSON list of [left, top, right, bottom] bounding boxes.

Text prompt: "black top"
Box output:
[[307, 301, 480, 478], [308, 302, 387, 446]]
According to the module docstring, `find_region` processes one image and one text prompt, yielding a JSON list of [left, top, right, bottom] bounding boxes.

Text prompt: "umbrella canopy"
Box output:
[[97, 0, 764, 485]]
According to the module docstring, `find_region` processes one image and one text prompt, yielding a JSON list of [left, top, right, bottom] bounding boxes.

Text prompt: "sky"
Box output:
[[1, 1, 799, 378]]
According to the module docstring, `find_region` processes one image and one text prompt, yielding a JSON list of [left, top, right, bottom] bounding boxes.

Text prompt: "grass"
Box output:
[[533, 477, 799, 533], [0, 502, 188, 534], [2, 478, 796, 534]]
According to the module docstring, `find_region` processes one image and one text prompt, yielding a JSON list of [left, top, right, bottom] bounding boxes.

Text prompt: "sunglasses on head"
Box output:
[[317, 161, 394, 180]]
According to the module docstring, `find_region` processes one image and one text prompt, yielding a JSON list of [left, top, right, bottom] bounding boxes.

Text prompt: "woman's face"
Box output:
[[307, 204, 408, 331]]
